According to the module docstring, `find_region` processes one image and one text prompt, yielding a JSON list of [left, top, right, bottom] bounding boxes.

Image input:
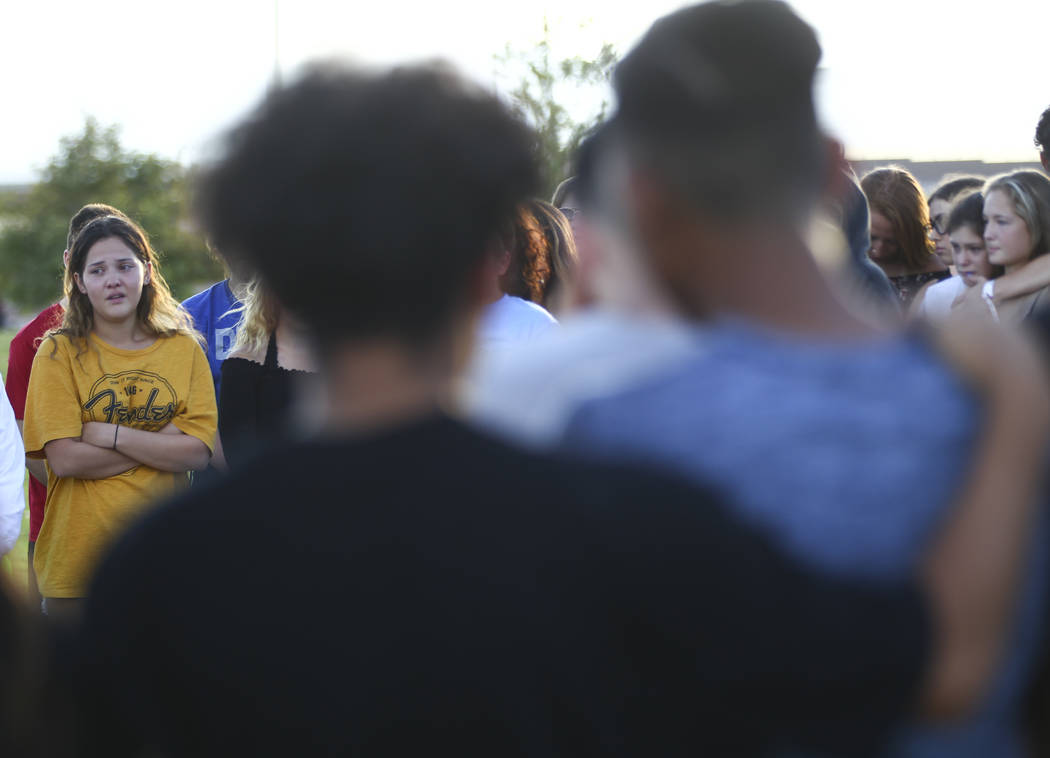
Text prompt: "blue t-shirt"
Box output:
[[560, 318, 1048, 758], [181, 280, 241, 396]]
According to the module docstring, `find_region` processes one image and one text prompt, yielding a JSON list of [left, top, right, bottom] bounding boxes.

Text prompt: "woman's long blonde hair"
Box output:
[[49, 215, 199, 353], [229, 276, 280, 356]]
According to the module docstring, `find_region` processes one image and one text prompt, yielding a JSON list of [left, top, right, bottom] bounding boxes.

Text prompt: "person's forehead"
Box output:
[[949, 226, 981, 241], [870, 211, 894, 228], [85, 237, 136, 263], [983, 190, 1013, 213]]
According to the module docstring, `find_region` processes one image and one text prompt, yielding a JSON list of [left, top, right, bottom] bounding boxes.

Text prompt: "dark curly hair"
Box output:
[[1035, 105, 1050, 155], [197, 62, 538, 347], [500, 204, 553, 305]]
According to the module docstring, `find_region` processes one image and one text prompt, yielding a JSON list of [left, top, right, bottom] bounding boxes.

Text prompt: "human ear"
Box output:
[[74, 272, 86, 294]]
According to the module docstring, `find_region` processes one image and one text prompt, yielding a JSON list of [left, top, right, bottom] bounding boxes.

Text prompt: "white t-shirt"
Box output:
[[0, 384, 24, 557], [466, 308, 698, 447], [917, 276, 967, 319], [476, 295, 557, 353]]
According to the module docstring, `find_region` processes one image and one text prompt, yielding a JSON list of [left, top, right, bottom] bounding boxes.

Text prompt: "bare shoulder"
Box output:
[[227, 344, 267, 366]]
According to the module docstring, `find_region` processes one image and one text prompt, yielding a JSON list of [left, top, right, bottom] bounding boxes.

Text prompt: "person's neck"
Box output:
[[678, 220, 885, 338], [318, 338, 459, 436], [92, 316, 151, 350], [274, 313, 318, 373]]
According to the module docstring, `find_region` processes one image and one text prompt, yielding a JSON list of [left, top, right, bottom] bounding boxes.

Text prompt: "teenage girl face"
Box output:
[[949, 225, 994, 286], [928, 198, 953, 266], [983, 189, 1034, 271], [868, 211, 901, 263], [74, 236, 151, 325]]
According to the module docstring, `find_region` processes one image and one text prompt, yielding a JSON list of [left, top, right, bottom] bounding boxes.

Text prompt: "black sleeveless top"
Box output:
[[218, 332, 313, 470], [888, 270, 951, 308]]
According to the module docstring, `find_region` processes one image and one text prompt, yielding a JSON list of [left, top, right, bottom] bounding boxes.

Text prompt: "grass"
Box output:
[[0, 327, 32, 594]]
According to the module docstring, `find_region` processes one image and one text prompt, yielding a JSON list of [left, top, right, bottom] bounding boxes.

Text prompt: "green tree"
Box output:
[[497, 23, 617, 199], [0, 118, 222, 311]]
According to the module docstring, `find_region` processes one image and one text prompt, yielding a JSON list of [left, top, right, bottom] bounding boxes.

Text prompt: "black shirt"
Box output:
[[75, 415, 928, 757], [218, 331, 314, 469]]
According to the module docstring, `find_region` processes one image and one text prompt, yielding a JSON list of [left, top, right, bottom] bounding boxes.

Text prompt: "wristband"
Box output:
[[112, 424, 119, 450]]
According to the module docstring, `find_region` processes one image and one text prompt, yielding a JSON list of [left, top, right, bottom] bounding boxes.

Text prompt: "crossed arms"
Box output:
[[44, 422, 211, 479]]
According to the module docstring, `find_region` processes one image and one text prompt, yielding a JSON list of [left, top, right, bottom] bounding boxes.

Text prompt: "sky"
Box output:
[[1, 0, 1047, 184]]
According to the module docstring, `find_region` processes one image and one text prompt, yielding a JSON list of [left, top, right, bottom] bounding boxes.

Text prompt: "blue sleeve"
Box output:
[[182, 281, 242, 397]]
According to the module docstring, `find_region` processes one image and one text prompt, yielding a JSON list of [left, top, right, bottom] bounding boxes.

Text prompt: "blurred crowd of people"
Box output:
[[2, 0, 1050, 756]]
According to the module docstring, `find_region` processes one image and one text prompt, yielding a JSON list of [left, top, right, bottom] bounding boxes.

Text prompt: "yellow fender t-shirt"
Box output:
[[23, 332, 217, 598]]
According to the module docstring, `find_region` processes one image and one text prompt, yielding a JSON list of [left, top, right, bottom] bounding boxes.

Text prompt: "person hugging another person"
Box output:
[[862, 167, 951, 306], [976, 171, 1050, 324], [917, 192, 1001, 320], [951, 170, 1050, 320], [22, 215, 216, 619]]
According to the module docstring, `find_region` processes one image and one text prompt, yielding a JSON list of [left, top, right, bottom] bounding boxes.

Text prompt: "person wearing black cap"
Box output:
[[68, 18, 1048, 758]]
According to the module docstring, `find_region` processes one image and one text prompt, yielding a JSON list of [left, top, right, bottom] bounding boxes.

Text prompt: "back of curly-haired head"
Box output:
[[499, 203, 553, 306], [197, 62, 538, 348], [52, 215, 197, 349], [1035, 106, 1050, 156], [860, 167, 934, 269]]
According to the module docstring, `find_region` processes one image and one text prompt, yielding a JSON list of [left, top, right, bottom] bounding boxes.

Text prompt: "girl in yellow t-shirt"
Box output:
[[23, 214, 217, 614]]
